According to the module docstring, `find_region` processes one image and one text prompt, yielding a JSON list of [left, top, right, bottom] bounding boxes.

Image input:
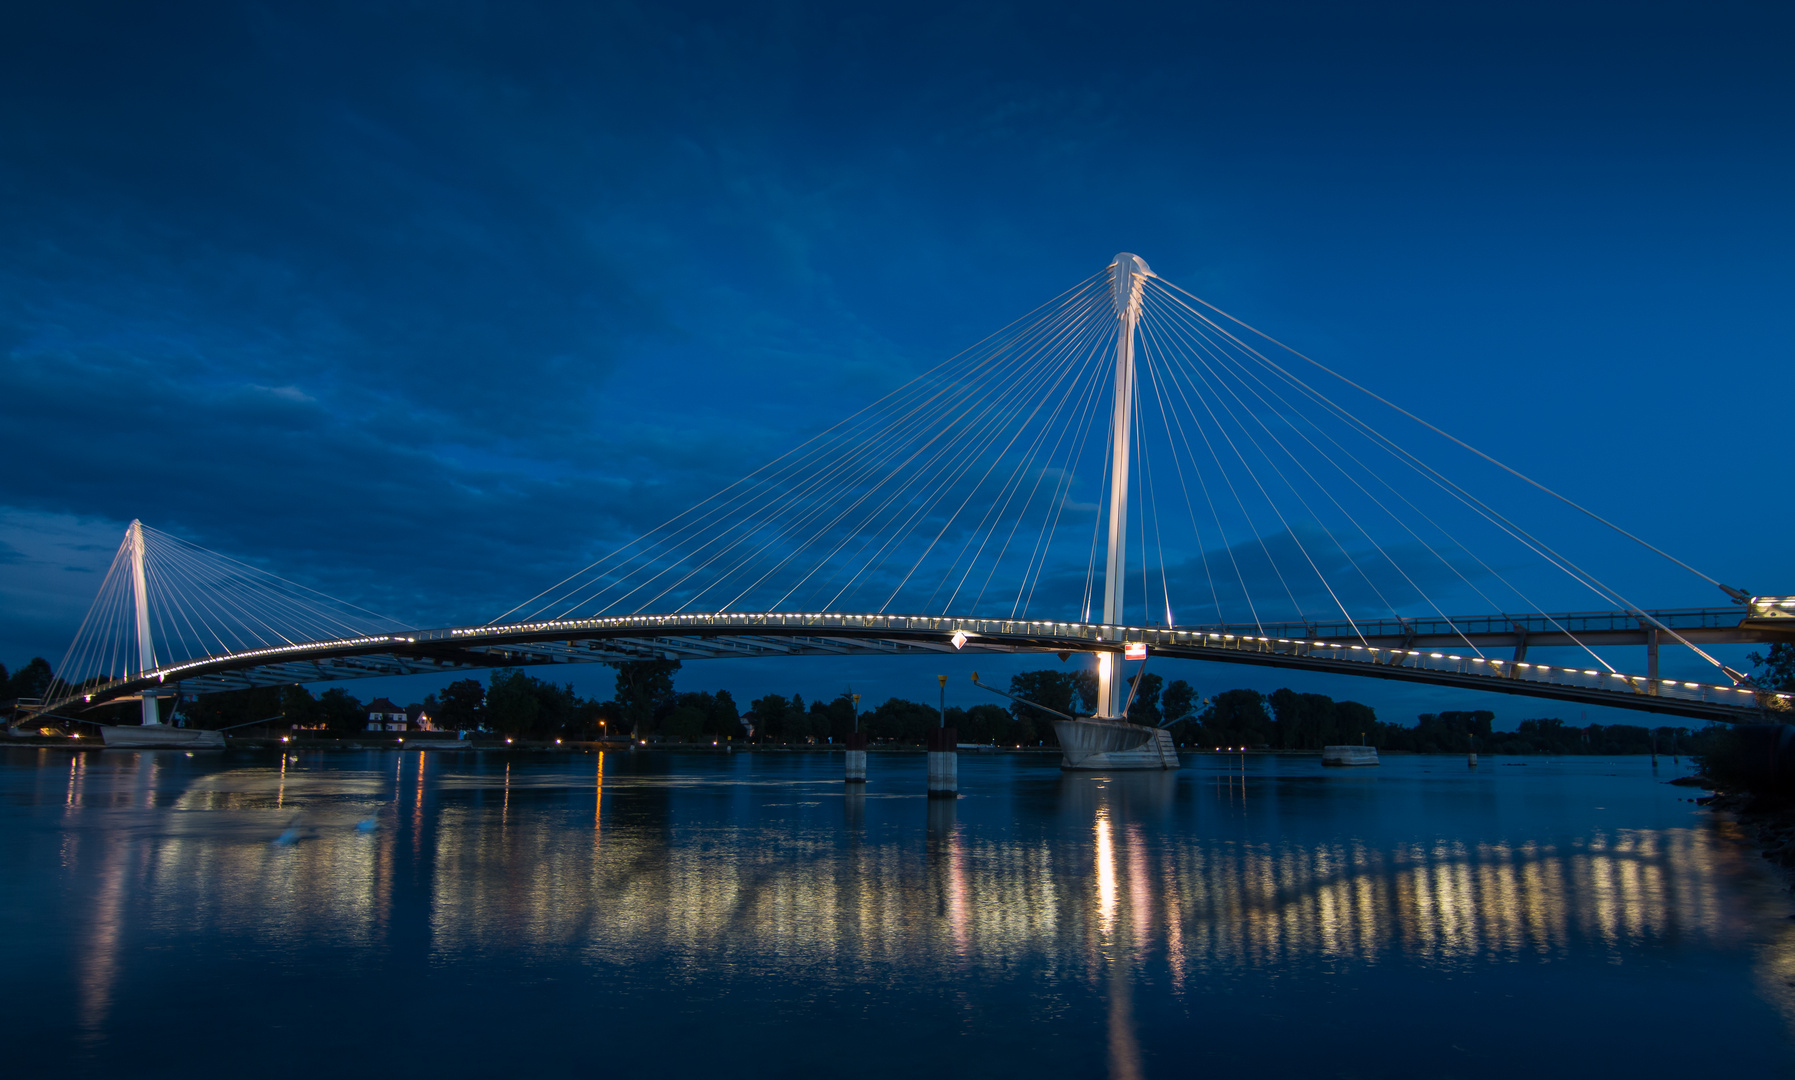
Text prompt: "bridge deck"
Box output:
[[40, 610, 1795, 726], [1210, 604, 1795, 651]]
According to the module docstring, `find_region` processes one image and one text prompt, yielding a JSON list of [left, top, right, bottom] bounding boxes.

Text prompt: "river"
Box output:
[[5, 746, 1792, 1077]]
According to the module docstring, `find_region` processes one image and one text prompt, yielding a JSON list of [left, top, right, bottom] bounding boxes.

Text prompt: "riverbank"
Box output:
[[1690, 781, 1795, 875], [1, 732, 1708, 758]]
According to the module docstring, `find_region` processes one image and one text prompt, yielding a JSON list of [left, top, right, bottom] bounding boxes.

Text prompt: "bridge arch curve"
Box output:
[[47, 611, 1789, 725]]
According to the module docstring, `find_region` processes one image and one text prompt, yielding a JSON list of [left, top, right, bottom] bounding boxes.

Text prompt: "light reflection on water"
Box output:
[[12, 747, 1795, 1077]]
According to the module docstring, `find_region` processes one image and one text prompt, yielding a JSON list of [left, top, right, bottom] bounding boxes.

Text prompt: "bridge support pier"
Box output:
[[1647, 628, 1660, 694], [926, 727, 957, 798], [844, 732, 867, 783]]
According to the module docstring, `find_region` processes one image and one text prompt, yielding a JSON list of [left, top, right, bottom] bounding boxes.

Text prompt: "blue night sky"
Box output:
[[2, 1, 1790, 726]]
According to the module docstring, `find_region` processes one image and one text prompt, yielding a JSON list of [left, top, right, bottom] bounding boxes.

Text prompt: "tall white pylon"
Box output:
[[1096, 253, 1149, 719], [129, 519, 161, 726]]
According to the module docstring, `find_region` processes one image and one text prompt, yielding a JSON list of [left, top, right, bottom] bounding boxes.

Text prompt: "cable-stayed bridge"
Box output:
[[25, 255, 1795, 730]]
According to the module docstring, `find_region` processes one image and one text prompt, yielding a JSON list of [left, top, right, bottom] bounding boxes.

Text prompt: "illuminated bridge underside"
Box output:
[[1221, 605, 1792, 652], [55, 610, 1795, 725]]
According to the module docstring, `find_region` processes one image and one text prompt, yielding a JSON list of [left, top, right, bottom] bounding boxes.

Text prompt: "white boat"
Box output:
[[1053, 718, 1179, 770], [100, 723, 226, 749], [1322, 745, 1379, 767]]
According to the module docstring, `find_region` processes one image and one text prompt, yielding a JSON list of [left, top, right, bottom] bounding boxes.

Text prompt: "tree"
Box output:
[[281, 685, 321, 730], [609, 659, 680, 738], [664, 692, 709, 740], [180, 685, 282, 730], [811, 693, 858, 741], [1161, 679, 1195, 724], [2, 658, 53, 701], [485, 669, 580, 738], [1268, 689, 1333, 749], [1125, 672, 1163, 726], [1008, 669, 1095, 722], [485, 669, 540, 734], [1200, 689, 1272, 747], [864, 696, 940, 743], [1335, 701, 1380, 746], [436, 679, 486, 730], [958, 704, 1011, 744], [318, 688, 365, 734], [1749, 644, 1795, 691], [1161, 679, 1198, 740], [748, 694, 791, 742], [709, 689, 741, 736]]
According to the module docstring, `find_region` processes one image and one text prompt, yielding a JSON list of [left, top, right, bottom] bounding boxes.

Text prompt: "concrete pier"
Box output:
[[844, 731, 867, 783], [926, 727, 958, 798]]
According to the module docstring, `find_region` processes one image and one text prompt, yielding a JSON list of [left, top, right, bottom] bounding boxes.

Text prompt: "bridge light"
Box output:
[[1584, 670, 1598, 676], [1684, 682, 1698, 688], [1430, 653, 1444, 659], [1448, 655, 1461, 661]]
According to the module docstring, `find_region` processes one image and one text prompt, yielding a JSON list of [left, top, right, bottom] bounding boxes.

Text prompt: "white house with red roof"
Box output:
[[366, 698, 408, 732]]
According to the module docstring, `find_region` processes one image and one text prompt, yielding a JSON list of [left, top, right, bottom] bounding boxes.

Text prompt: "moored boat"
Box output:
[[100, 724, 226, 749], [1322, 745, 1379, 767]]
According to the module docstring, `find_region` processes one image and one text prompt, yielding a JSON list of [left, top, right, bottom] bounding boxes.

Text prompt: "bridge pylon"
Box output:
[[128, 520, 162, 726], [1096, 253, 1150, 719]]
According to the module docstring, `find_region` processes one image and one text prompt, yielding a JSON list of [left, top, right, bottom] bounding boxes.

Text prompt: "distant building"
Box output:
[[407, 704, 437, 731], [366, 698, 407, 732]]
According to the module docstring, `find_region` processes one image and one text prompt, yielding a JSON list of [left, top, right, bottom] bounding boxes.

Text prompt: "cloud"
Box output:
[[1, 0, 1788, 708]]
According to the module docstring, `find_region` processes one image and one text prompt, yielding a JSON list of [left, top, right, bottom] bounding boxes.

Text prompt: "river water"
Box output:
[[5, 746, 1793, 1078]]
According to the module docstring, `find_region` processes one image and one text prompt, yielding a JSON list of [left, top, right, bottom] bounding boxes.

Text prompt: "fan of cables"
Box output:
[[494, 254, 1738, 682], [48, 522, 413, 700]]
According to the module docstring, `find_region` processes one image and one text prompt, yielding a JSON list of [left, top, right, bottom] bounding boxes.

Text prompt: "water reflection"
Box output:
[[85, 767, 1748, 968], [39, 751, 1794, 1058]]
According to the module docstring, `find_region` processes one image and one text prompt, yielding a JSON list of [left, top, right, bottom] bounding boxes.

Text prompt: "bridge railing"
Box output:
[[449, 611, 1792, 717], [37, 610, 1792, 719]]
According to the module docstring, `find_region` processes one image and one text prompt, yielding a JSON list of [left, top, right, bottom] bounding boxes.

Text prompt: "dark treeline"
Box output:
[[0, 658, 53, 704], [1200, 687, 1707, 755], [2, 654, 1724, 754]]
